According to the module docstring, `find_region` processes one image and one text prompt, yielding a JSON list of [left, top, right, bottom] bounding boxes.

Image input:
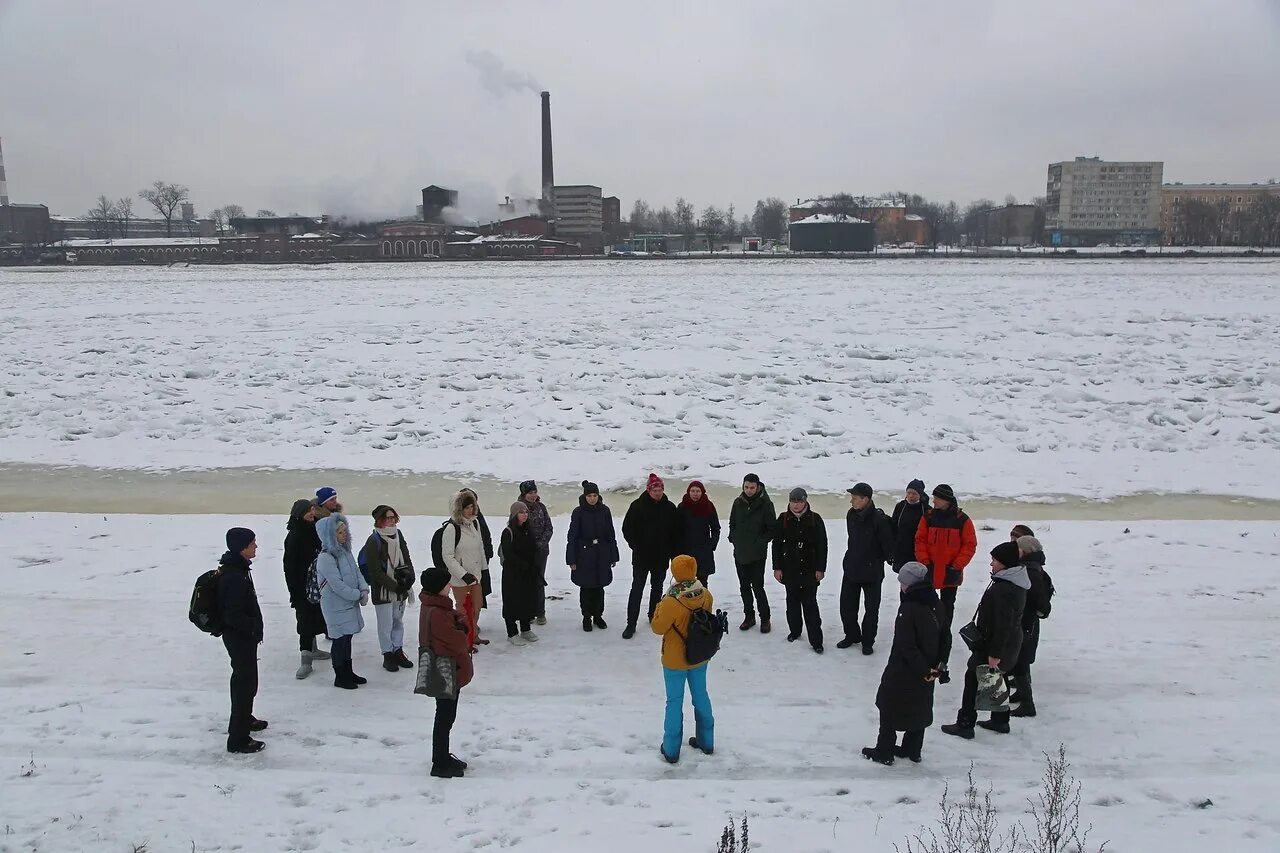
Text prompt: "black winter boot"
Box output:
[[383, 653, 400, 673], [941, 713, 976, 739], [862, 642, 874, 655], [739, 615, 756, 631], [395, 648, 414, 669], [978, 713, 1010, 734], [583, 616, 593, 632], [836, 637, 858, 650], [334, 666, 359, 690], [861, 747, 894, 765], [227, 738, 266, 754], [688, 736, 714, 755], [431, 762, 462, 779], [593, 615, 607, 629], [1011, 701, 1037, 718], [622, 624, 636, 639], [760, 619, 771, 634], [350, 664, 367, 685]]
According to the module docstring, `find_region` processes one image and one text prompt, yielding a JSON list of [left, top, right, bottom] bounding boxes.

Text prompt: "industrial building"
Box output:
[[422, 186, 459, 223], [1044, 156, 1163, 246], [553, 185, 604, 252], [788, 214, 875, 252]]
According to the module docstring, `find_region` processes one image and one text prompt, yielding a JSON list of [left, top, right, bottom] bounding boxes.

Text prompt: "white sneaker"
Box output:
[[508, 635, 529, 646], [521, 630, 539, 643]]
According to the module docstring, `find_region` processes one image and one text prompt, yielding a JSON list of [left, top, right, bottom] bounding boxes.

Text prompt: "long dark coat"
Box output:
[[889, 499, 926, 569], [283, 507, 327, 637], [1016, 552, 1054, 667], [566, 496, 620, 589], [971, 570, 1030, 666], [771, 507, 828, 588], [499, 524, 541, 623], [622, 492, 682, 567], [678, 504, 721, 577], [876, 584, 940, 731]]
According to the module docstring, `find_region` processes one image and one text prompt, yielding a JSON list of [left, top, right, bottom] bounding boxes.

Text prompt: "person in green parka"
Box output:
[[727, 473, 777, 632]]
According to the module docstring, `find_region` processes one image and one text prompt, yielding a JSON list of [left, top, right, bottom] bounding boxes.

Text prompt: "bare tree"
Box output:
[[86, 196, 117, 239], [256, 209, 276, 217], [674, 198, 695, 236], [629, 199, 653, 233], [699, 205, 726, 244], [723, 203, 737, 239], [208, 208, 227, 235], [751, 198, 788, 239], [115, 196, 133, 238], [138, 181, 190, 236], [655, 206, 675, 233]]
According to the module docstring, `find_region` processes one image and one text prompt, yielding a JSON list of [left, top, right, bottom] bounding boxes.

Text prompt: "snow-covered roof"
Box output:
[[789, 213, 870, 225], [57, 237, 219, 248], [905, 214, 925, 221], [794, 197, 902, 210]]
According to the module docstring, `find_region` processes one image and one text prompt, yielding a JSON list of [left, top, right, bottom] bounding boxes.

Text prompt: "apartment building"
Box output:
[[1044, 157, 1163, 246]]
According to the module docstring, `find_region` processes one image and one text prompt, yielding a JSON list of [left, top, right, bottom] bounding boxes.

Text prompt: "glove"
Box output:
[[462, 573, 478, 586], [397, 581, 412, 595], [359, 590, 370, 606]]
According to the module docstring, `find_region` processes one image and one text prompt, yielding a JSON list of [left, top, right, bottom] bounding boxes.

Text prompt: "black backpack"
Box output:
[[430, 520, 463, 570], [675, 604, 729, 665], [189, 568, 223, 636]]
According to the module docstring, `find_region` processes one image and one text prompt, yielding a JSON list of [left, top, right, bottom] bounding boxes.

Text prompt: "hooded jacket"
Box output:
[[315, 513, 368, 637], [283, 499, 321, 609], [443, 492, 489, 588], [566, 495, 620, 589], [622, 490, 682, 565], [914, 504, 978, 589], [971, 564, 1031, 666], [521, 494, 554, 556], [650, 580, 715, 670], [728, 484, 777, 564], [876, 582, 939, 731], [418, 592, 474, 690]]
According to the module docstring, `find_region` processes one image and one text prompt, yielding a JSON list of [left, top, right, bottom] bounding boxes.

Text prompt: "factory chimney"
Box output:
[[540, 91, 554, 210], [0, 137, 9, 207]]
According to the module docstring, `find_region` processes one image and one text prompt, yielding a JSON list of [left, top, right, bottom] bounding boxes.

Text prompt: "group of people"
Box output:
[[210, 472, 1054, 773]]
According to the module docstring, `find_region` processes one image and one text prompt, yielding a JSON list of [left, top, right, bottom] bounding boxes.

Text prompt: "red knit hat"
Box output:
[[646, 473, 664, 491]]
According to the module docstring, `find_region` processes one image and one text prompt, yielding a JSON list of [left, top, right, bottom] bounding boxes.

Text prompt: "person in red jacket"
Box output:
[[913, 484, 977, 682], [419, 567, 475, 779]]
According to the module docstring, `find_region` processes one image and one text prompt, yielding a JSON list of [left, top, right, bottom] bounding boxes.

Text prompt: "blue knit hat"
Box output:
[[316, 486, 338, 506]]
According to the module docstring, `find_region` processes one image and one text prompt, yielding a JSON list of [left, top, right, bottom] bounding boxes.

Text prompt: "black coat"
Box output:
[[1017, 552, 1054, 666], [771, 507, 828, 588], [971, 569, 1029, 666], [499, 524, 541, 622], [842, 503, 894, 582], [283, 517, 321, 609], [889, 499, 926, 569], [476, 510, 494, 562], [876, 584, 940, 731], [622, 492, 682, 567], [678, 505, 721, 576], [218, 552, 263, 644], [566, 497, 620, 589]]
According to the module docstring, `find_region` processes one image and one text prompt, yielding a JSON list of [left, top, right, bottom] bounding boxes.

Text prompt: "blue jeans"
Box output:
[[663, 665, 714, 759]]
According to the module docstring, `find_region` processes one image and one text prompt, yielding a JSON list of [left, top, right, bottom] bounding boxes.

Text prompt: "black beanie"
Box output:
[[226, 527, 256, 553], [581, 480, 600, 496], [519, 480, 537, 497], [907, 478, 927, 496], [990, 542, 1020, 569], [420, 567, 452, 595], [932, 483, 957, 504]]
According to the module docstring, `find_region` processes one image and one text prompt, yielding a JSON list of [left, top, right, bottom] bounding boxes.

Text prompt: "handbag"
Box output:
[[958, 619, 984, 651], [413, 609, 458, 699]]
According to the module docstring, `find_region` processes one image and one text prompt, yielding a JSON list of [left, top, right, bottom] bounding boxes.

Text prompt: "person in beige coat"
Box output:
[[443, 490, 488, 651]]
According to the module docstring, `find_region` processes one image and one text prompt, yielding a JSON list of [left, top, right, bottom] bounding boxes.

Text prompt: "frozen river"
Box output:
[[2, 258, 1278, 504]]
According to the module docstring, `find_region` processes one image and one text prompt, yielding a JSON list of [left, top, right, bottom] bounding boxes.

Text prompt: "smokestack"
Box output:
[[540, 91, 554, 206], [0, 137, 9, 207]]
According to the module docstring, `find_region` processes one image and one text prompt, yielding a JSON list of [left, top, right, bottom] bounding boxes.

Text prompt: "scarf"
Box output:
[[680, 483, 717, 518], [376, 527, 404, 570], [667, 578, 705, 599]]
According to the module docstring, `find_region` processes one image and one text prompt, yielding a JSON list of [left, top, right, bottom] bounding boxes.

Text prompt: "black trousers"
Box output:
[[840, 576, 881, 644], [736, 559, 770, 621], [534, 551, 549, 617], [433, 692, 459, 764], [958, 651, 983, 725], [627, 560, 667, 627], [876, 715, 924, 759], [223, 634, 259, 748], [937, 587, 958, 670], [785, 583, 823, 647], [505, 618, 531, 637], [293, 601, 328, 651], [579, 586, 606, 617], [1010, 657, 1033, 704]]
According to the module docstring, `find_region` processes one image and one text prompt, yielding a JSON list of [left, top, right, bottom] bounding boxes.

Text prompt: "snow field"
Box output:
[[1, 512, 1278, 852], [2, 259, 1279, 498]]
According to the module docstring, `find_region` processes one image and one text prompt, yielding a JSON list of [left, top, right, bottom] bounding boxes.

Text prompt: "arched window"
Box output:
[[382, 241, 392, 256], [432, 240, 441, 255], [395, 240, 405, 256], [419, 240, 429, 256]]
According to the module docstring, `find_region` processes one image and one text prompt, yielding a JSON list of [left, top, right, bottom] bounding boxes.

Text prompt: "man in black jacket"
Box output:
[[889, 479, 927, 570], [621, 473, 682, 639], [941, 542, 1029, 740], [218, 527, 267, 754], [838, 483, 895, 654], [772, 488, 828, 653], [1011, 534, 1053, 718]]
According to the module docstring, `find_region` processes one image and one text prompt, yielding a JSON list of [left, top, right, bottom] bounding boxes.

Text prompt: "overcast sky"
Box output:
[[2, 0, 1277, 221]]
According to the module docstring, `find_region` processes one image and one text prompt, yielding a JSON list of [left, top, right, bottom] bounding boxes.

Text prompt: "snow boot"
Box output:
[[760, 619, 771, 634], [1011, 702, 1038, 718], [227, 738, 265, 754], [622, 624, 637, 640], [309, 640, 331, 661], [861, 747, 894, 766], [978, 715, 1010, 734], [295, 652, 313, 680], [383, 652, 400, 673], [593, 615, 607, 630], [688, 736, 714, 756], [521, 630, 539, 643], [395, 648, 413, 669], [447, 753, 468, 771], [739, 615, 756, 631], [862, 642, 875, 655], [659, 745, 679, 764], [508, 634, 528, 646], [350, 666, 367, 685], [836, 637, 858, 650], [334, 666, 359, 690], [787, 632, 800, 642], [893, 745, 922, 763], [536, 615, 547, 626], [248, 717, 268, 732], [430, 762, 463, 779], [812, 644, 824, 654], [941, 713, 976, 740], [583, 616, 593, 632]]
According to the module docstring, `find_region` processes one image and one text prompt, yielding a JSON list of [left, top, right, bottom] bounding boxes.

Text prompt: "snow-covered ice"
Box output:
[[1, 511, 1277, 852], [2, 259, 1279, 499]]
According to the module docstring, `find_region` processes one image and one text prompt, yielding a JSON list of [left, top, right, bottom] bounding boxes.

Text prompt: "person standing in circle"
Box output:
[[566, 480, 619, 632]]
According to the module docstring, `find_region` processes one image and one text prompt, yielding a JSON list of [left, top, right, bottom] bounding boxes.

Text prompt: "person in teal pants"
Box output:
[[651, 554, 716, 763]]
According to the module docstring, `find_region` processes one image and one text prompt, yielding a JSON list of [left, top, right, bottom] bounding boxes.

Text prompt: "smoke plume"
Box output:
[[464, 49, 541, 97]]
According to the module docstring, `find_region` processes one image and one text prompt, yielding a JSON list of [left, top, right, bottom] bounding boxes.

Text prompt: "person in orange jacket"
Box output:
[[650, 555, 715, 764], [913, 484, 977, 682]]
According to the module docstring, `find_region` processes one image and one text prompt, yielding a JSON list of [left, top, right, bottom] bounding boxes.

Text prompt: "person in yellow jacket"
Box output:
[[650, 554, 716, 763]]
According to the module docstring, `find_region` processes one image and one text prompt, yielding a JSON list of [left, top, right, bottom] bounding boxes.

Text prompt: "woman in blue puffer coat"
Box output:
[[566, 480, 620, 633], [315, 513, 370, 690]]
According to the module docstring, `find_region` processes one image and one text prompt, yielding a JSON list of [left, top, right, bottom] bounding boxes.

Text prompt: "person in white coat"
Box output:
[[315, 513, 370, 689], [443, 491, 488, 652]]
